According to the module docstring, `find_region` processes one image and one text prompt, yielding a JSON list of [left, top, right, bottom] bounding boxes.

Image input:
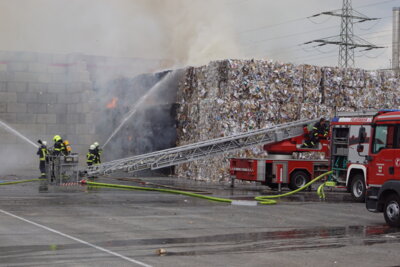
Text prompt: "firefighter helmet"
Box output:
[[53, 135, 61, 142], [89, 144, 96, 150], [42, 141, 47, 146], [93, 142, 99, 147]]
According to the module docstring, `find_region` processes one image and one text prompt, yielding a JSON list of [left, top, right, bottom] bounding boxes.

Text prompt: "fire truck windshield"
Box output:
[[373, 126, 388, 153], [372, 125, 397, 153]]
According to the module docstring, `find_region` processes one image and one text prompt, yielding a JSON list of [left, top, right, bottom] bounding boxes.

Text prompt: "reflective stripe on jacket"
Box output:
[[37, 146, 48, 161]]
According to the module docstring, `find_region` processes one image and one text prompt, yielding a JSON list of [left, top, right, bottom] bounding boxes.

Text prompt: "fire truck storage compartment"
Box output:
[[269, 161, 288, 184], [230, 158, 258, 181], [331, 126, 350, 183]]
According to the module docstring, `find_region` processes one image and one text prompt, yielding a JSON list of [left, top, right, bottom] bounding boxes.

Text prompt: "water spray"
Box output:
[[0, 120, 38, 148], [102, 72, 174, 149]]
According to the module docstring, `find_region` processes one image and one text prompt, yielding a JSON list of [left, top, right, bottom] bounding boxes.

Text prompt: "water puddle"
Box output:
[[149, 225, 400, 256], [3, 225, 398, 258]]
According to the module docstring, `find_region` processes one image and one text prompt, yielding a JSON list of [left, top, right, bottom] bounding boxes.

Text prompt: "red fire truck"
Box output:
[[230, 128, 330, 191], [230, 110, 400, 205], [363, 110, 400, 227]]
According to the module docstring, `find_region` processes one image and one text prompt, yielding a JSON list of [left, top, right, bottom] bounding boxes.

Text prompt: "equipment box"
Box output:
[[46, 153, 79, 184]]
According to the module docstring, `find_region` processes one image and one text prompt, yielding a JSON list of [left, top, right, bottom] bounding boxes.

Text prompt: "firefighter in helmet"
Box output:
[[86, 144, 96, 166], [53, 135, 66, 156], [37, 140, 48, 178], [92, 142, 102, 164], [302, 118, 329, 148]]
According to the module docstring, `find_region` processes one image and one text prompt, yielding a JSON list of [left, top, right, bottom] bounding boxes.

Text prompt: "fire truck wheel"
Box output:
[[350, 174, 366, 202], [289, 170, 309, 190], [384, 194, 400, 227]]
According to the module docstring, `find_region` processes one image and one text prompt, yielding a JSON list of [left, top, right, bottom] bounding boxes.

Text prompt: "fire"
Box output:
[[106, 97, 118, 109]]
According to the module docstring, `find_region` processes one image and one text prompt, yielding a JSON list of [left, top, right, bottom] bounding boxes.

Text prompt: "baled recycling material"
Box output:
[[175, 59, 399, 182]]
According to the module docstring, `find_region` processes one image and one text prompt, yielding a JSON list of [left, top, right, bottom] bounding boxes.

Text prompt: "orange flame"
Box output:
[[106, 97, 118, 109]]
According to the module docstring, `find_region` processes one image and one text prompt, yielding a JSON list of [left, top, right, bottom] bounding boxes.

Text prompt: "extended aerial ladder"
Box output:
[[85, 119, 319, 176]]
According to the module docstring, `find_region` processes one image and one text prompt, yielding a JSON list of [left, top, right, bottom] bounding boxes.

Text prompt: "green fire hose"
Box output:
[[255, 171, 333, 204], [0, 178, 45, 186], [0, 171, 334, 205], [317, 180, 337, 199], [81, 180, 232, 203], [81, 170, 333, 205]]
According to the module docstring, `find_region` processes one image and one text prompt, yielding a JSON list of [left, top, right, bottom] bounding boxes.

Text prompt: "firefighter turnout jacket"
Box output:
[[94, 147, 102, 164], [312, 121, 329, 137], [37, 144, 48, 178], [53, 135, 66, 155], [86, 150, 96, 166], [37, 145, 48, 161]]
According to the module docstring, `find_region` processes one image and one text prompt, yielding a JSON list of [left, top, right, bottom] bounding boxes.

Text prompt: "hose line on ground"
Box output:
[[81, 170, 333, 205], [0, 178, 45, 186], [317, 180, 337, 199], [81, 180, 232, 203], [255, 171, 333, 204]]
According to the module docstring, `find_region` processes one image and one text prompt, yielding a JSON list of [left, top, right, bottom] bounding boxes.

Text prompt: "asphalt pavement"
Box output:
[[0, 174, 399, 267]]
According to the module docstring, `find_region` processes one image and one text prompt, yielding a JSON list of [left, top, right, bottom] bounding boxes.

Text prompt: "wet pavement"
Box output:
[[0, 174, 399, 266]]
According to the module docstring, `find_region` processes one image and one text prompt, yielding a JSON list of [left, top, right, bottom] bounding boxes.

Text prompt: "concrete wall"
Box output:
[[0, 51, 162, 175], [0, 51, 95, 173]]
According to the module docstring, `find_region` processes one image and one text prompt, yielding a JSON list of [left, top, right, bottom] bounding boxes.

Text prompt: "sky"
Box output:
[[231, 0, 398, 70], [0, 0, 398, 70]]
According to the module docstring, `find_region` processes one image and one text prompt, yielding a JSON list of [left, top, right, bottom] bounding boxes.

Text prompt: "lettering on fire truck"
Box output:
[[376, 163, 384, 176], [338, 117, 373, 123]]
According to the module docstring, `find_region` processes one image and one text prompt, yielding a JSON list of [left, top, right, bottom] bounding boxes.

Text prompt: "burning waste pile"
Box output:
[[175, 59, 400, 182]]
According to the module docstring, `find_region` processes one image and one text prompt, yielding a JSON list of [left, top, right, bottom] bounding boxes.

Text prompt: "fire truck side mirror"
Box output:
[[358, 126, 366, 143]]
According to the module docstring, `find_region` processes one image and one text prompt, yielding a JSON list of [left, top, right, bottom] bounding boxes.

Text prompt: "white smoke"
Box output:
[[0, 0, 243, 68]]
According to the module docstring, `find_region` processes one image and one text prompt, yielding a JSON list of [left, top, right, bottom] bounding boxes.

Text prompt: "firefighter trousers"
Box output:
[[39, 160, 46, 177]]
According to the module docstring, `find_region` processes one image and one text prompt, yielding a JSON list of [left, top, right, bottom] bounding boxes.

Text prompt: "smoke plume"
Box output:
[[0, 0, 242, 68]]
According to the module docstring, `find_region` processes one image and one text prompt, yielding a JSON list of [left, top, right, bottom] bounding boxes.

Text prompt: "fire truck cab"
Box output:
[[363, 110, 400, 227]]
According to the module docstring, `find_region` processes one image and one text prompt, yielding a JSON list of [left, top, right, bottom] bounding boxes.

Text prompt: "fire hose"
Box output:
[[81, 171, 333, 205], [317, 180, 337, 199], [0, 178, 45, 186], [255, 171, 333, 204], [0, 171, 334, 205]]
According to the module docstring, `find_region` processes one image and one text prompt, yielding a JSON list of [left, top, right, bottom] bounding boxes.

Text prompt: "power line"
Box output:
[[243, 16, 391, 50], [279, 42, 390, 63], [238, 0, 395, 35], [245, 26, 391, 63], [247, 25, 338, 47], [304, 0, 384, 68], [356, 0, 400, 9]]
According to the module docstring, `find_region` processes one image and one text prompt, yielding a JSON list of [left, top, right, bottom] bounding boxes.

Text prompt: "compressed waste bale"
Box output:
[[175, 59, 400, 183]]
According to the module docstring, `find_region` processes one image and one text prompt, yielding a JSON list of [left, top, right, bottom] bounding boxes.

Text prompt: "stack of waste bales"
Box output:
[[175, 59, 400, 182]]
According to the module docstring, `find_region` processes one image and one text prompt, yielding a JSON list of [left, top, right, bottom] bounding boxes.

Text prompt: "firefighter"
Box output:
[[93, 141, 102, 164], [302, 118, 328, 148], [37, 140, 48, 178], [86, 144, 96, 166], [53, 135, 66, 156]]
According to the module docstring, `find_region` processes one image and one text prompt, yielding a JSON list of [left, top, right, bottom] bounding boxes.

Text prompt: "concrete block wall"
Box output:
[[0, 51, 167, 175], [0, 51, 97, 172], [0, 51, 165, 175]]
